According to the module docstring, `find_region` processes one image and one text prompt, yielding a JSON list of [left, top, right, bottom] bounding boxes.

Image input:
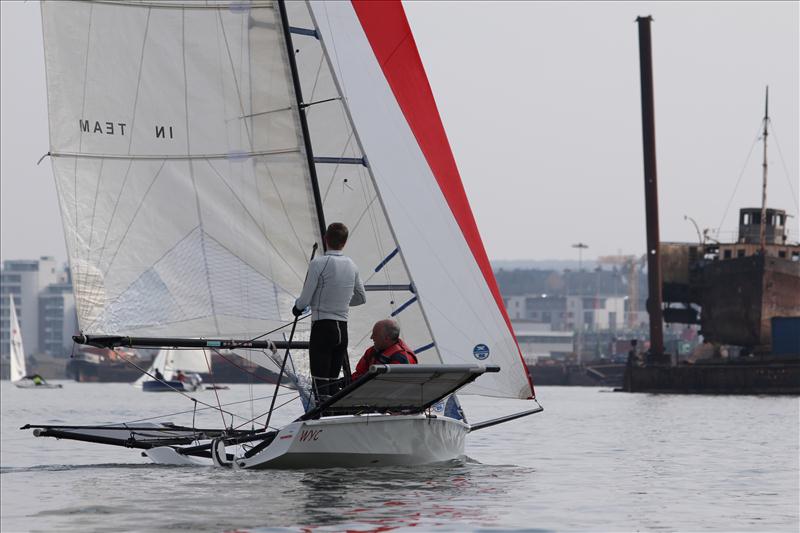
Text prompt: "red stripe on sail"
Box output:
[[351, 0, 534, 397]]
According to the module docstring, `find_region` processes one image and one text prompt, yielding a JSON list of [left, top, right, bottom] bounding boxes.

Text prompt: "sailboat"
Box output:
[[9, 295, 62, 389], [134, 348, 206, 392], [24, 0, 540, 468]]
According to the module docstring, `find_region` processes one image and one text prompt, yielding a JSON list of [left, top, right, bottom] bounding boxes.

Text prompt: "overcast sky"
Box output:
[[1, 1, 797, 266]]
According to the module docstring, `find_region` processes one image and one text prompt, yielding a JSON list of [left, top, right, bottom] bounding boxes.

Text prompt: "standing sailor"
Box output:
[[293, 223, 366, 399]]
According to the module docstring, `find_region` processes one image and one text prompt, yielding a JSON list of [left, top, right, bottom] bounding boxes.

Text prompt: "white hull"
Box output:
[[144, 414, 468, 469], [13, 380, 62, 389], [237, 414, 468, 469]]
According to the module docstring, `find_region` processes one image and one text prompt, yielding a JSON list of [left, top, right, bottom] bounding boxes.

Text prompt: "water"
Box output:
[[1, 382, 798, 532]]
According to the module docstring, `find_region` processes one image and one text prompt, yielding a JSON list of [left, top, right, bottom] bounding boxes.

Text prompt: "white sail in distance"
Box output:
[[134, 350, 165, 387], [9, 295, 26, 382], [135, 348, 210, 386]]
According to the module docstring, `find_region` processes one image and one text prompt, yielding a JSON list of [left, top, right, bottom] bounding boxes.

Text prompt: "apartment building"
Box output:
[[0, 257, 76, 357]]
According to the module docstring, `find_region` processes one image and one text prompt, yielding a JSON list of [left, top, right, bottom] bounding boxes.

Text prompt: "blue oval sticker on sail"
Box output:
[[473, 344, 490, 360]]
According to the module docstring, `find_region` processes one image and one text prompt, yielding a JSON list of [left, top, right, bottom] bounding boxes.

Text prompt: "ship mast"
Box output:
[[759, 86, 769, 254]]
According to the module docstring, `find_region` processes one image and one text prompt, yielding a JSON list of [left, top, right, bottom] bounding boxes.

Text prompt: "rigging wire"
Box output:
[[240, 310, 310, 346], [248, 348, 255, 431], [108, 348, 245, 422], [769, 126, 800, 214], [119, 392, 296, 426], [233, 393, 301, 431], [203, 347, 227, 428], [715, 124, 763, 235], [75, 317, 306, 428], [191, 399, 198, 443], [263, 242, 318, 429]]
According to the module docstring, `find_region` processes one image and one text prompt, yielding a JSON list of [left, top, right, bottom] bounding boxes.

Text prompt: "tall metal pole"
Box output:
[[759, 86, 769, 254], [277, 0, 327, 249], [636, 16, 665, 363]]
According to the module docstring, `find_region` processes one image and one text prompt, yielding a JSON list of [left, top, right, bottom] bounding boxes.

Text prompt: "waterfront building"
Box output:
[[511, 320, 574, 362], [499, 260, 652, 337], [0, 257, 76, 358], [504, 292, 628, 333], [505, 295, 526, 320], [565, 295, 627, 332], [39, 282, 78, 357]]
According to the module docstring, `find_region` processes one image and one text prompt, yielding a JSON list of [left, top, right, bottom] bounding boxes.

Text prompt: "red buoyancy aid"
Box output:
[[352, 339, 418, 380]]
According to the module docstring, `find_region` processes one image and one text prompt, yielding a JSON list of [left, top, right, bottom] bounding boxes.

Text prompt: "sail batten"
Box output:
[[49, 148, 303, 160], [83, 1, 276, 10]]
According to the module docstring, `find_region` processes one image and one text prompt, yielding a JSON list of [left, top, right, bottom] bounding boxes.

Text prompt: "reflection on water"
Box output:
[[1, 383, 797, 532], [292, 461, 495, 530]]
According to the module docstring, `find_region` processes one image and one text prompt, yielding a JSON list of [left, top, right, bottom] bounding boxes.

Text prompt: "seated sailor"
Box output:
[[352, 319, 418, 380]]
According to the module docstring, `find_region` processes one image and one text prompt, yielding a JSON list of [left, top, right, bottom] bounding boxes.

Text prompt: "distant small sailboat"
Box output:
[[134, 348, 206, 392], [9, 295, 62, 389]]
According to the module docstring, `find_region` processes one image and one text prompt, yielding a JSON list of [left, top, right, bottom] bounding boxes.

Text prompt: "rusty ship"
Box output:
[[630, 87, 800, 393], [626, 19, 798, 395], [661, 206, 799, 354]]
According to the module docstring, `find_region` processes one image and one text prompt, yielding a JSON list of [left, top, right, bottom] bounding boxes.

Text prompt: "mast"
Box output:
[[636, 16, 665, 363], [759, 86, 769, 254], [277, 0, 327, 250]]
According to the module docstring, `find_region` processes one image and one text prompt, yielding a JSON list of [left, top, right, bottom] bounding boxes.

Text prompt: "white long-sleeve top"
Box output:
[[295, 250, 366, 322]]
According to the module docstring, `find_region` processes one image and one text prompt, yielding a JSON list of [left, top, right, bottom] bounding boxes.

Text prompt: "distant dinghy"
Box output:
[[9, 295, 62, 389], [135, 349, 206, 393]]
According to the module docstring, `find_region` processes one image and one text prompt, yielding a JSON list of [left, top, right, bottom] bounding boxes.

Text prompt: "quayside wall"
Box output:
[[624, 359, 800, 394]]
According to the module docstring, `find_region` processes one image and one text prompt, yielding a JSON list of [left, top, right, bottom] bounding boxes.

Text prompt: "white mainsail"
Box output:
[[42, 0, 533, 400], [9, 295, 26, 382], [43, 0, 321, 340]]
